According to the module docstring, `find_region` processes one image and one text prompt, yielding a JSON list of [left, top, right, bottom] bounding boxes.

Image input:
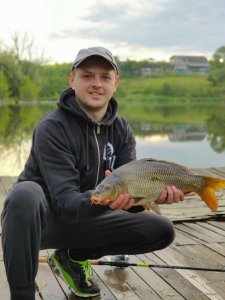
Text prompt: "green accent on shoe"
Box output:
[[68, 250, 94, 282], [49, 251, 100, 298]]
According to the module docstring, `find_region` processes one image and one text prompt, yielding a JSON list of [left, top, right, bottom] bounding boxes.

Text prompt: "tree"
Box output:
[[208, 46, 225, 86], [19, 76, 39, 100], [0, 70, 10, 100], [0, 33, 46, 100], [0, 50, 24, 97]]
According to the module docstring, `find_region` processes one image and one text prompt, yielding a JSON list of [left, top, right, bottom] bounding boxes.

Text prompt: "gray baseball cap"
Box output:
[[72, 46, 118, 72]]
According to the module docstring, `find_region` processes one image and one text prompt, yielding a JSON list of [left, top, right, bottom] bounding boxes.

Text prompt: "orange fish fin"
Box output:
[[197, 177, 225, 212]]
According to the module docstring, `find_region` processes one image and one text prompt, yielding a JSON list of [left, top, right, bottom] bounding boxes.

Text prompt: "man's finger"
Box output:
[[105, 170, 111, 177], [165, 186, 174, 204]]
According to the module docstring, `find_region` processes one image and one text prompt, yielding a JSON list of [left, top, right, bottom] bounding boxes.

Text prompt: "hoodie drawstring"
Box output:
[[86, 123, 90, 171]]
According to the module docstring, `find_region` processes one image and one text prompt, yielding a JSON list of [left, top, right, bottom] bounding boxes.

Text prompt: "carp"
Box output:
[[91, 158, 225, 212]]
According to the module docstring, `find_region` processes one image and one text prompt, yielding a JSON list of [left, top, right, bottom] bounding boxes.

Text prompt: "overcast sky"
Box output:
[[0, 0, 224, 64]]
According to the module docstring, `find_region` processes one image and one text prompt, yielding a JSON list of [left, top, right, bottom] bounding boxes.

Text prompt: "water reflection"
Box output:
[[0, 102, 225, 175], [169, 123, 207, 142]]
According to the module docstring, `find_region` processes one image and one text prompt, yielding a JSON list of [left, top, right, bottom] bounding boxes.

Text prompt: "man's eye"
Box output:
[[103, 76, 111, 80]]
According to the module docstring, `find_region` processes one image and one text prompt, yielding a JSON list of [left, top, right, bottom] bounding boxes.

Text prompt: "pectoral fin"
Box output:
[[149, 202, 161, 214], [142, 202, 161, 214], [132, 196, 146, 205]]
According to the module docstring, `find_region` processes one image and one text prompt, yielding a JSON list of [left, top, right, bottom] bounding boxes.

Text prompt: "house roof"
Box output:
[[170, 55, 208, 64]]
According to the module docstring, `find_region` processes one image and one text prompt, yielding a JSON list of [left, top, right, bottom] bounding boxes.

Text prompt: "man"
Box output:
[[1, 47, 184, 299]]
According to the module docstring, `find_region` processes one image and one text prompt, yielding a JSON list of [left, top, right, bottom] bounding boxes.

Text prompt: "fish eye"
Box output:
[[103, 184, 110, 190]]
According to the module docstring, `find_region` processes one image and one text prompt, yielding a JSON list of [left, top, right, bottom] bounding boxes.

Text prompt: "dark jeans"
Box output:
[[1, 181, 175, 300]]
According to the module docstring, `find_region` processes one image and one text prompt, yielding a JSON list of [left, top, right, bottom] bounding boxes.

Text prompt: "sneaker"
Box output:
[[48, 249, 100, 298]]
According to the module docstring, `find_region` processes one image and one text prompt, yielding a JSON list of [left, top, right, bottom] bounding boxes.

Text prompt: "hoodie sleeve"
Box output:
[[114, 118, 137, 168], [34, 119, 109, 225]]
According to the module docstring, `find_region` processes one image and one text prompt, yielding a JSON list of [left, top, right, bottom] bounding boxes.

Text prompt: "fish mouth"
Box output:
[[91, 195, 103, 205]]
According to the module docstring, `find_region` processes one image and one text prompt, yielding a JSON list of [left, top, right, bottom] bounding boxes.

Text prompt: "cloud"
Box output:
[[49, 0, 225, 58]]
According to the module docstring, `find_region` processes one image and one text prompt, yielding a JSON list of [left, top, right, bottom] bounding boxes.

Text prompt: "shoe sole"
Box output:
[[48, 255, 100, 298]]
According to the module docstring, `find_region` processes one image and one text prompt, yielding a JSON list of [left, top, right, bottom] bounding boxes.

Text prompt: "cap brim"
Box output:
[[72, 54, 118, 71]]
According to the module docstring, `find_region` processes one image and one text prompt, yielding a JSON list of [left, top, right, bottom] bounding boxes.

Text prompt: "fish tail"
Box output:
[[197, 177, 225, 212]]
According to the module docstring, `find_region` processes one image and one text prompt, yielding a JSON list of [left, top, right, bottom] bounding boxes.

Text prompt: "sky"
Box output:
[[0, 0, 225, 64]]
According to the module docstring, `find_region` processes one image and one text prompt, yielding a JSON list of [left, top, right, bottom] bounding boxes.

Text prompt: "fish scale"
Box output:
[[117, 160, 204, 202], [91, 158, 225, 212]]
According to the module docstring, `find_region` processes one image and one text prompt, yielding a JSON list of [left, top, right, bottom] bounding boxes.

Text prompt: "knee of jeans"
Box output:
[[143, 215, 175, 249], [154, 217, 175, 248], [4, 181, 45, 215]]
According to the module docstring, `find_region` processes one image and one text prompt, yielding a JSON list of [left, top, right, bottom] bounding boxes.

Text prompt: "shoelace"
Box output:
[[68, 250, 93, 285], [79, 260, 93, 285]]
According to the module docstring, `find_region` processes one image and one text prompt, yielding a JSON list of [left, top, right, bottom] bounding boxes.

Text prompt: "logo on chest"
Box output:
[[103, 142, 116, 171]]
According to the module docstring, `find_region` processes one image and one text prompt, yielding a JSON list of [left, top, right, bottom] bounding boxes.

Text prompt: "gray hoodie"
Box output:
[[18, 88, 137, 224]]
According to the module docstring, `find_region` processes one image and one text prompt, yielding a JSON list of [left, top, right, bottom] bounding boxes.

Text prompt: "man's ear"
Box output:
[[69, 72, 75, 89]]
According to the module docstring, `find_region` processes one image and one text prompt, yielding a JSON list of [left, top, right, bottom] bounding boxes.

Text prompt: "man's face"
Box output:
[[69, 57, 120, 114]]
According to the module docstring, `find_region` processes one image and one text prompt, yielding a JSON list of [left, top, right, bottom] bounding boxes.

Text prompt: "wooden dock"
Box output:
[[1, 167, 225, 299]]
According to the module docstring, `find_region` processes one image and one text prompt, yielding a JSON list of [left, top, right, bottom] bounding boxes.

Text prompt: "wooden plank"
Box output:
[[204, 243, 225, 257], [0, 262, 11, 299], [154, 245, 225, 300], [0, 176, 16, 193], [207, 221, 225, 231], [0, 178, 7, 214], [142, 252, 210, 300], [192, 168, 225, 178], [196, 222, 225, 237], [129, 254, 185, 300], [94, 262, 161, 300], [210, 168, 225, 178], [175, 223, 225, 244], [170, 244, 225, 296], [91, 263, 142, 299], [173, 229, 199, 246]]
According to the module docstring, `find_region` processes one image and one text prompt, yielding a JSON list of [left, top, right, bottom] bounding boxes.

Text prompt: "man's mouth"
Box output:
[[90, 92, 103, 96]]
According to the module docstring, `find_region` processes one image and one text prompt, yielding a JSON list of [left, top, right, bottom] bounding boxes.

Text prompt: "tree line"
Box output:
[[0, 34, 225, 102]]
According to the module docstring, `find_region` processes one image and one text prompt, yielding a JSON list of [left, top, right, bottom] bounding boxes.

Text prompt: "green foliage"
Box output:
[[0, 70, 10, 100], [208, 46, 225, 86], [116, 74, 221, 103], [19, 76, 39, 100], [38, 64, 70, 99], [0, 50, 24, 97], [0, 33, 44, 100], [208, 111, 225, 153], [0, 104, 55, 148]]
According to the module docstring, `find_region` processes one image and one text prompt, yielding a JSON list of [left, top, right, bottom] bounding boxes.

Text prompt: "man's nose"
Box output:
[[92, 76, 102, 87]]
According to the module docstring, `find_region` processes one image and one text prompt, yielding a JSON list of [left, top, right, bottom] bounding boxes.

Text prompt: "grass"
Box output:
[[115, 74, 223, 104]]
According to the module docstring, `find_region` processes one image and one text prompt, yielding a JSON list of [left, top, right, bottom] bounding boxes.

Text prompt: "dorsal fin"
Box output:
[[145, 158, 194, 174]]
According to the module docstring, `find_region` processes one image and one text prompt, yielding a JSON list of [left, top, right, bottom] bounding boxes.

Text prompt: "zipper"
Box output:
[[93, 126, 101, 187], [96, 124, 101, 134]]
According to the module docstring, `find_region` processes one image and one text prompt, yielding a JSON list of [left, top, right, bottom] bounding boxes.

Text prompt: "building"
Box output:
[[170, 55, 209, 74]]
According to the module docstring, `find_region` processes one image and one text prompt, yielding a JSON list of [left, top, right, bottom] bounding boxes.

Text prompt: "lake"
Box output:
[[0, 101, 225, 176]]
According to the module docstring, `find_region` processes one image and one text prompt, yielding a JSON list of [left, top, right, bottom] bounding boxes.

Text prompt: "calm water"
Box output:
[[0, 102, 225, 176]]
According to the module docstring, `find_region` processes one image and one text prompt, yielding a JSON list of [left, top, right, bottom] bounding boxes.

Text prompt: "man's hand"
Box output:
[[155, 185, 184, 204], [101, 194, 135, 210], [102, 170, 135, 210]]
